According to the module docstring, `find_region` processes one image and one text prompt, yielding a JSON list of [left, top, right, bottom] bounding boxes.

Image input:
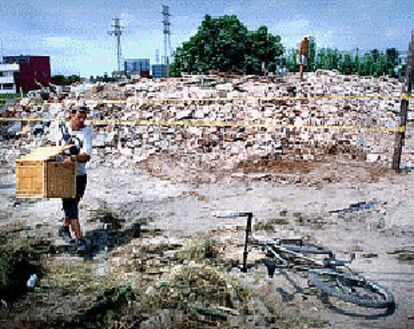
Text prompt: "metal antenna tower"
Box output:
[[155, 49, 160, 64], [162, 5, 171, 76], [108, 18, 124, 74]]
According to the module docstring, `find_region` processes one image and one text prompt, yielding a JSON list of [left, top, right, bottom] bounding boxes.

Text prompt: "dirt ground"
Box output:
[[1, 155, 414, 328]]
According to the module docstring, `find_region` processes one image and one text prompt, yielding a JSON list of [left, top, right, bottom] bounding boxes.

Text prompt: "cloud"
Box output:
[[384, 29, 399, 39], [285, 18, 310, 31], [119, 12, 138, 28], [271, 18, 310, 47], [272, 18, 310, 40], [42, 36, 74, 48], [271, 18, 336, 49]]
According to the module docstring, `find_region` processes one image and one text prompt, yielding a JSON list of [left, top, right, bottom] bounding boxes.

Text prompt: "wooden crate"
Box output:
[[16, 147, 77, 198]]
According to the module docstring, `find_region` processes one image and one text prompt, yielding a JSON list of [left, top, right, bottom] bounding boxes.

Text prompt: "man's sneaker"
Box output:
[[76, 239, 87, 253], [58, 226, 72, 242]]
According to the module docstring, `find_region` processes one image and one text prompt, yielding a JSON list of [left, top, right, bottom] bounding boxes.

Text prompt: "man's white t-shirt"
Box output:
[[51, 122, 93, 176]]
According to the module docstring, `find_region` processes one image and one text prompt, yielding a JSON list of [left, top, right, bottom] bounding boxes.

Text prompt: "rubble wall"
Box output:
[[1, 70, 413, 170]]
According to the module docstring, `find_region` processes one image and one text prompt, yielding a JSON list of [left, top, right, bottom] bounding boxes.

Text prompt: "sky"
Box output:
[[0, 0, 412, 76]]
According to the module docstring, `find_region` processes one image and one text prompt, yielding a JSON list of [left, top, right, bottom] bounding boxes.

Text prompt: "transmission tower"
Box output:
[[108, 18, 124, 75], [162, 5, 172, 76], [155, 49, 160, 64]]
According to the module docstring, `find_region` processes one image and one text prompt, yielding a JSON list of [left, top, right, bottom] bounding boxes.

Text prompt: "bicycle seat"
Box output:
[[323, 253, 355, 267]]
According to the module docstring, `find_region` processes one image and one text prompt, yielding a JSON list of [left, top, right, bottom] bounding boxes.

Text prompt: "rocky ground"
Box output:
[[1, 152, 414, 328]]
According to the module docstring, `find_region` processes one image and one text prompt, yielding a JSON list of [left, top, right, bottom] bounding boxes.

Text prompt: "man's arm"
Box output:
[[72, 153, 90, 163], [76, 126, 93, 163], [63, 127, 92, 167]]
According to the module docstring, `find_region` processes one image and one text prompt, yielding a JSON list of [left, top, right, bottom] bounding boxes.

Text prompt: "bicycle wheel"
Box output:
[[309, 268, 395, 309]]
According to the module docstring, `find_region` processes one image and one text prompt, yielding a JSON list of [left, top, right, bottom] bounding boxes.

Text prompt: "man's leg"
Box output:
[[69, 218, 83, 240], [66, 201, 87, 252], [73, 175, 87, 251], [60, 199, 73, 241]]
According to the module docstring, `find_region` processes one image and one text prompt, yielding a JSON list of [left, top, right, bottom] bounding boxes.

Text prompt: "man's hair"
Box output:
[[71, 106, 88, 115]]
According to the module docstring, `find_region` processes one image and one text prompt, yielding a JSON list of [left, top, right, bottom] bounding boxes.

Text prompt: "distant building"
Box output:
[[130, 71, 142, 80], [3, 55, 51, 93], [398, 51, 408, 65], [124, 59, 150, 78], [151, 64, 168, 78], [0, 63, 19, 94]]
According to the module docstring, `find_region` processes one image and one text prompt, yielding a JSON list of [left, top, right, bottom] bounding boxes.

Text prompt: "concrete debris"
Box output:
[[1, 71, 413, 173], [139, 310, 172, 329]]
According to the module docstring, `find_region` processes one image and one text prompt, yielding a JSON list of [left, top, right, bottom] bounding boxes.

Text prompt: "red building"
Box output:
[[3, 56, 51, 93]]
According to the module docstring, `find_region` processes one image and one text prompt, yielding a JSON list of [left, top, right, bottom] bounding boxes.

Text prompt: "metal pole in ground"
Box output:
[[392, 32, 413, 171]]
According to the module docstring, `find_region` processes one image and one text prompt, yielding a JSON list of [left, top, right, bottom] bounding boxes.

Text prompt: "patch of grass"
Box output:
[[58, 285, 137, 329], [246, 284, 328, 329], [177, 236, 221, 261], [0, 93, 23, 100], [139, 241, 182, 255], [143, 265, 232, 326]]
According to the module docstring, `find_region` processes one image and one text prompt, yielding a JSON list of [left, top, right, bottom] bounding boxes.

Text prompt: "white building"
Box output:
[[398, 51, 408, 65], [0, 63, 19, 94]]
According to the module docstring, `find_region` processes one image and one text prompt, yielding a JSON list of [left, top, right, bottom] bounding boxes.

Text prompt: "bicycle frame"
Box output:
[[214, 211, 354, 273], [214, 211, 394, 310]]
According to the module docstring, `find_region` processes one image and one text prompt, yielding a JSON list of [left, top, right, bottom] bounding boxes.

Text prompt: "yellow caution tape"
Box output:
[[55, 94, 412, 105], [2, 94, 407, 104], [1, 93, 412, 133], [0, 116, 408, 133]]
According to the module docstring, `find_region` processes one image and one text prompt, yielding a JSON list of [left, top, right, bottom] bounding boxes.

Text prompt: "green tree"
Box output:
[[67, 75, 81, 84], [338, 53, 353, 75], [307, 37, 317, 71], [351, 48, 360, 74], [51, 74, 80, 85], [51, 75, 66, 85], [169, 63, 181, 77], [315, 48, 327, 69], [248, 26, 283, 75], [363, 53, 375, 75], [370, 49, 380, 62], [173, 15, 283, 75], [385, 48, 399, 77], [285, 48, 299, 72], [376, 52, 388, 76]]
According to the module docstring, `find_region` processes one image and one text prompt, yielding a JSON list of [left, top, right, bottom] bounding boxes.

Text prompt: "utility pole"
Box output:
[[0, 33, 6, 63], [108, 18, 124, 76], [392, 32, 413, 170], [162, 5, 171, 77]]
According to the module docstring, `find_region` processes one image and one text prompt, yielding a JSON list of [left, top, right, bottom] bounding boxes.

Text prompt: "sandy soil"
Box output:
[[1, 157, 413, 328]]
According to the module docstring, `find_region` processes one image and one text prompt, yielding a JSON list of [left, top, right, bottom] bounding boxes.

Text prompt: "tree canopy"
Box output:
[[51, 74, 81, 85], [172, 15, 283, 76], [285, 46, 403, 79]]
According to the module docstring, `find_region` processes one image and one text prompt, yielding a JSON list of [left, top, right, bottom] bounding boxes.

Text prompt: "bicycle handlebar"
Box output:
[[213, 211, 253, 219]]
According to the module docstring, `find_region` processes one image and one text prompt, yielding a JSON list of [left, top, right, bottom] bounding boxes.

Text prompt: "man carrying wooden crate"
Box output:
[[52, 106, 93, 252]]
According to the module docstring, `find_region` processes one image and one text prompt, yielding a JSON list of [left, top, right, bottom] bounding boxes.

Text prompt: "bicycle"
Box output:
[[214, 211, 395, 309]]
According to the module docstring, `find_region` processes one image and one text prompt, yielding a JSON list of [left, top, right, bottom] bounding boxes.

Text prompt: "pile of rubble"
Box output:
[[1, 70, 413, 171]]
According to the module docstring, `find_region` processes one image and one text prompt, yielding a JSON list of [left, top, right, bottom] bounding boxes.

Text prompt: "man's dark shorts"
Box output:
[[62, 175, 87, 220]]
